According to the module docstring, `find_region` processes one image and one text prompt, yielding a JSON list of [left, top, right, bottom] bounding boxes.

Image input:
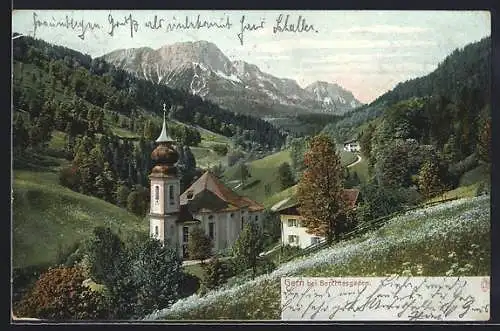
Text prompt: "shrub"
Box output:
[[59, 166, 80, 191], [14, 266, 110, 320]]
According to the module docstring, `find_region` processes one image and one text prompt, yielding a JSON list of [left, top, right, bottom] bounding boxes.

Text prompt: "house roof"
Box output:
[[344, 139, 358, 145], [276, 188, 360, 213], [180, 171, 264, 213]]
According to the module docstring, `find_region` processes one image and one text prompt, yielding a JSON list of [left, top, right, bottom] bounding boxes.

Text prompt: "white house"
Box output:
[[276, 189, 360, 249], [148, 105, 264, 259], [343, 140, 360, 152]]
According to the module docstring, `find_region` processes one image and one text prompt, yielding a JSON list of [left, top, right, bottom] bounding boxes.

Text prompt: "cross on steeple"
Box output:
[[155, 102, 174, 143]]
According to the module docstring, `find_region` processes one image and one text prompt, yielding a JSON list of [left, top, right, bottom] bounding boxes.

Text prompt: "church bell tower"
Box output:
[[149, 104, 180, 249]]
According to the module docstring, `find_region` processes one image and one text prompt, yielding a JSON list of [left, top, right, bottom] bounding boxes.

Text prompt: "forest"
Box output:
[[12, 34, 290, 215], [323, 36, 491, 144]]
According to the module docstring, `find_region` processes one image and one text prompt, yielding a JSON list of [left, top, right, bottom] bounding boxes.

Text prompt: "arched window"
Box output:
[[169, 185, 175, 205], [154, 225, 159, 237], [154, 186, 159, 202]]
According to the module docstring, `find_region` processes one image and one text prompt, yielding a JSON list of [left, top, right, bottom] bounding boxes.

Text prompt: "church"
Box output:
[[148, 107, 264, 259]]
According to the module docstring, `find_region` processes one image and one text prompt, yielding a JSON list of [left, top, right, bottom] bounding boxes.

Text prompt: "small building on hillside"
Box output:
[[149, 104, 264, 259], [275, 189, 360, 249], [343, 140, 360, 152]]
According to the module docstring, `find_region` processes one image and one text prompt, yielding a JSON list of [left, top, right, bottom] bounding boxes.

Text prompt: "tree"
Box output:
[[131, 238, 183, 317], [115, 185, 130, 208], [236, 162, 251, 185], [358, 123, 376, 160], [278, 162, 295, 190], [296, 134, 346, 245], [417, 158, 445, 199], [201, 257, 232, 292], [355, 181, 405, 224], [187, 226, 212, 263], [14, 266, 109, 320], [232, 222, 263, 278], [87, 227, 127, 287], [477, 108, 491, 164]]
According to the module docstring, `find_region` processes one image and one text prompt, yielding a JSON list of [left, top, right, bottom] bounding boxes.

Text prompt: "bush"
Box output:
[[213, 144, 229, 156], [59, 166, 80, 191], [14, 266, 110, 320], [200, 257, 234, 294], [256, 256, 276, 275]]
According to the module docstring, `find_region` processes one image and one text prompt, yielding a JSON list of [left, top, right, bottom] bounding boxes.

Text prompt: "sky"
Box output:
[[12, 10, 490, 103]]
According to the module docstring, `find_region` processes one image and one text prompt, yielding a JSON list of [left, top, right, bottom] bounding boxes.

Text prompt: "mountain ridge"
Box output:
[[100, 40, 363, 117]]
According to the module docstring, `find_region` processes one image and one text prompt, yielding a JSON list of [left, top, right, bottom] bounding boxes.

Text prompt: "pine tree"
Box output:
[[477, 109, 491, 164], [278, 162, 295, 190], [236, 162, 250, 185], [417, 157, 445, 199], [87, 227, 127, 287], [115, 185, 130, 208], [187, 226, 212, 263], [132, 238, 183, 317], [296, 134, 346, 245], [201, 257, 231, 292], [232, 222, 263, 278]]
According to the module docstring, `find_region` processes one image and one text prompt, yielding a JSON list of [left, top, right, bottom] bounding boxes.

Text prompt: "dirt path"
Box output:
[[347, 154, 362, 168]]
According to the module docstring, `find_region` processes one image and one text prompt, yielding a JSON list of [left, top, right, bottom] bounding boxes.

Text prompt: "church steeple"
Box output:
[[151, 104, 179, 175], [156, 103, 175, 143], [149, 103, 181, 249]]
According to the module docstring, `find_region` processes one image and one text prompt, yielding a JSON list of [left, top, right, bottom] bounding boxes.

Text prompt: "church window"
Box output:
[[154, 186, 159, 203], [209, 222, 215, 240], [169, 185, 175, 205], [241, 217, 244, 230], [183, 226, 189, 243], [187, 191, 194, 200], [154, 225, 159, 237]]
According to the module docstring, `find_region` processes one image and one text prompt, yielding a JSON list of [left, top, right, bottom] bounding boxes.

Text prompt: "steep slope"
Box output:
[[322, 36, 491, 143], [13, 166, 146, 268], [101, 41, 363, 117]]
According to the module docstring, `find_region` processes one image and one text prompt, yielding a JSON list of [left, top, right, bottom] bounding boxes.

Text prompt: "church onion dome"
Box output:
[[151, 104, 179, 167], [151, 144, 179, 165]]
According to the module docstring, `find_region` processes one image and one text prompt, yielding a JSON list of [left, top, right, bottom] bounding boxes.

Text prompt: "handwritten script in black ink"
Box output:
[[144, 15, 232, 33], [281, 276, 490, 321], [272, 14, 318, 34], [237, 15, 265, 45], [108, 14, 139, 38], [28, 11, 319, 44], [32, 12, 101, 40]]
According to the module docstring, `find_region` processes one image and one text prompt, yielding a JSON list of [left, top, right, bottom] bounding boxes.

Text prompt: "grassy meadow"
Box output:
[[146, 195, 490, 320]]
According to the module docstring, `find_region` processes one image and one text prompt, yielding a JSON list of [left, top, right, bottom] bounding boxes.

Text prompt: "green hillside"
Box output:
[[222, 148, 358, 205], [13, 147, 146, 269], [147, 195, 490, 320]]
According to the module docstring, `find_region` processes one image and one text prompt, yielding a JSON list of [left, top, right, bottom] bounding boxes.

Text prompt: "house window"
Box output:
[[186, 191, 194, 200], [241, 217, 244, 230], [288, 235, 299, 244], [311, 237, 321, 245], [169, 185, 175, 205], [209, 222, 215, 240], [255, 215, 259, 222], [154, 225, 159, 237], [288, 219, 298, 227], [154, 186, 159, 203], [183, 226, 189, 243]]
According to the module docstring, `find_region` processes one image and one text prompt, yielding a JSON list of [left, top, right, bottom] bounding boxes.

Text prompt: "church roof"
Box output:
[[180, 171, 264, 212], [275, 188, 360, 213]]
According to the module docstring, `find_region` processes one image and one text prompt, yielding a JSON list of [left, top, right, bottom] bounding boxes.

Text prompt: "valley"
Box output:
[[10, 25, 491, 322]]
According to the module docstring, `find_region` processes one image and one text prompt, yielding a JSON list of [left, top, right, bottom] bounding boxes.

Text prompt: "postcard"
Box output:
[[11, 10, 491, 322]]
